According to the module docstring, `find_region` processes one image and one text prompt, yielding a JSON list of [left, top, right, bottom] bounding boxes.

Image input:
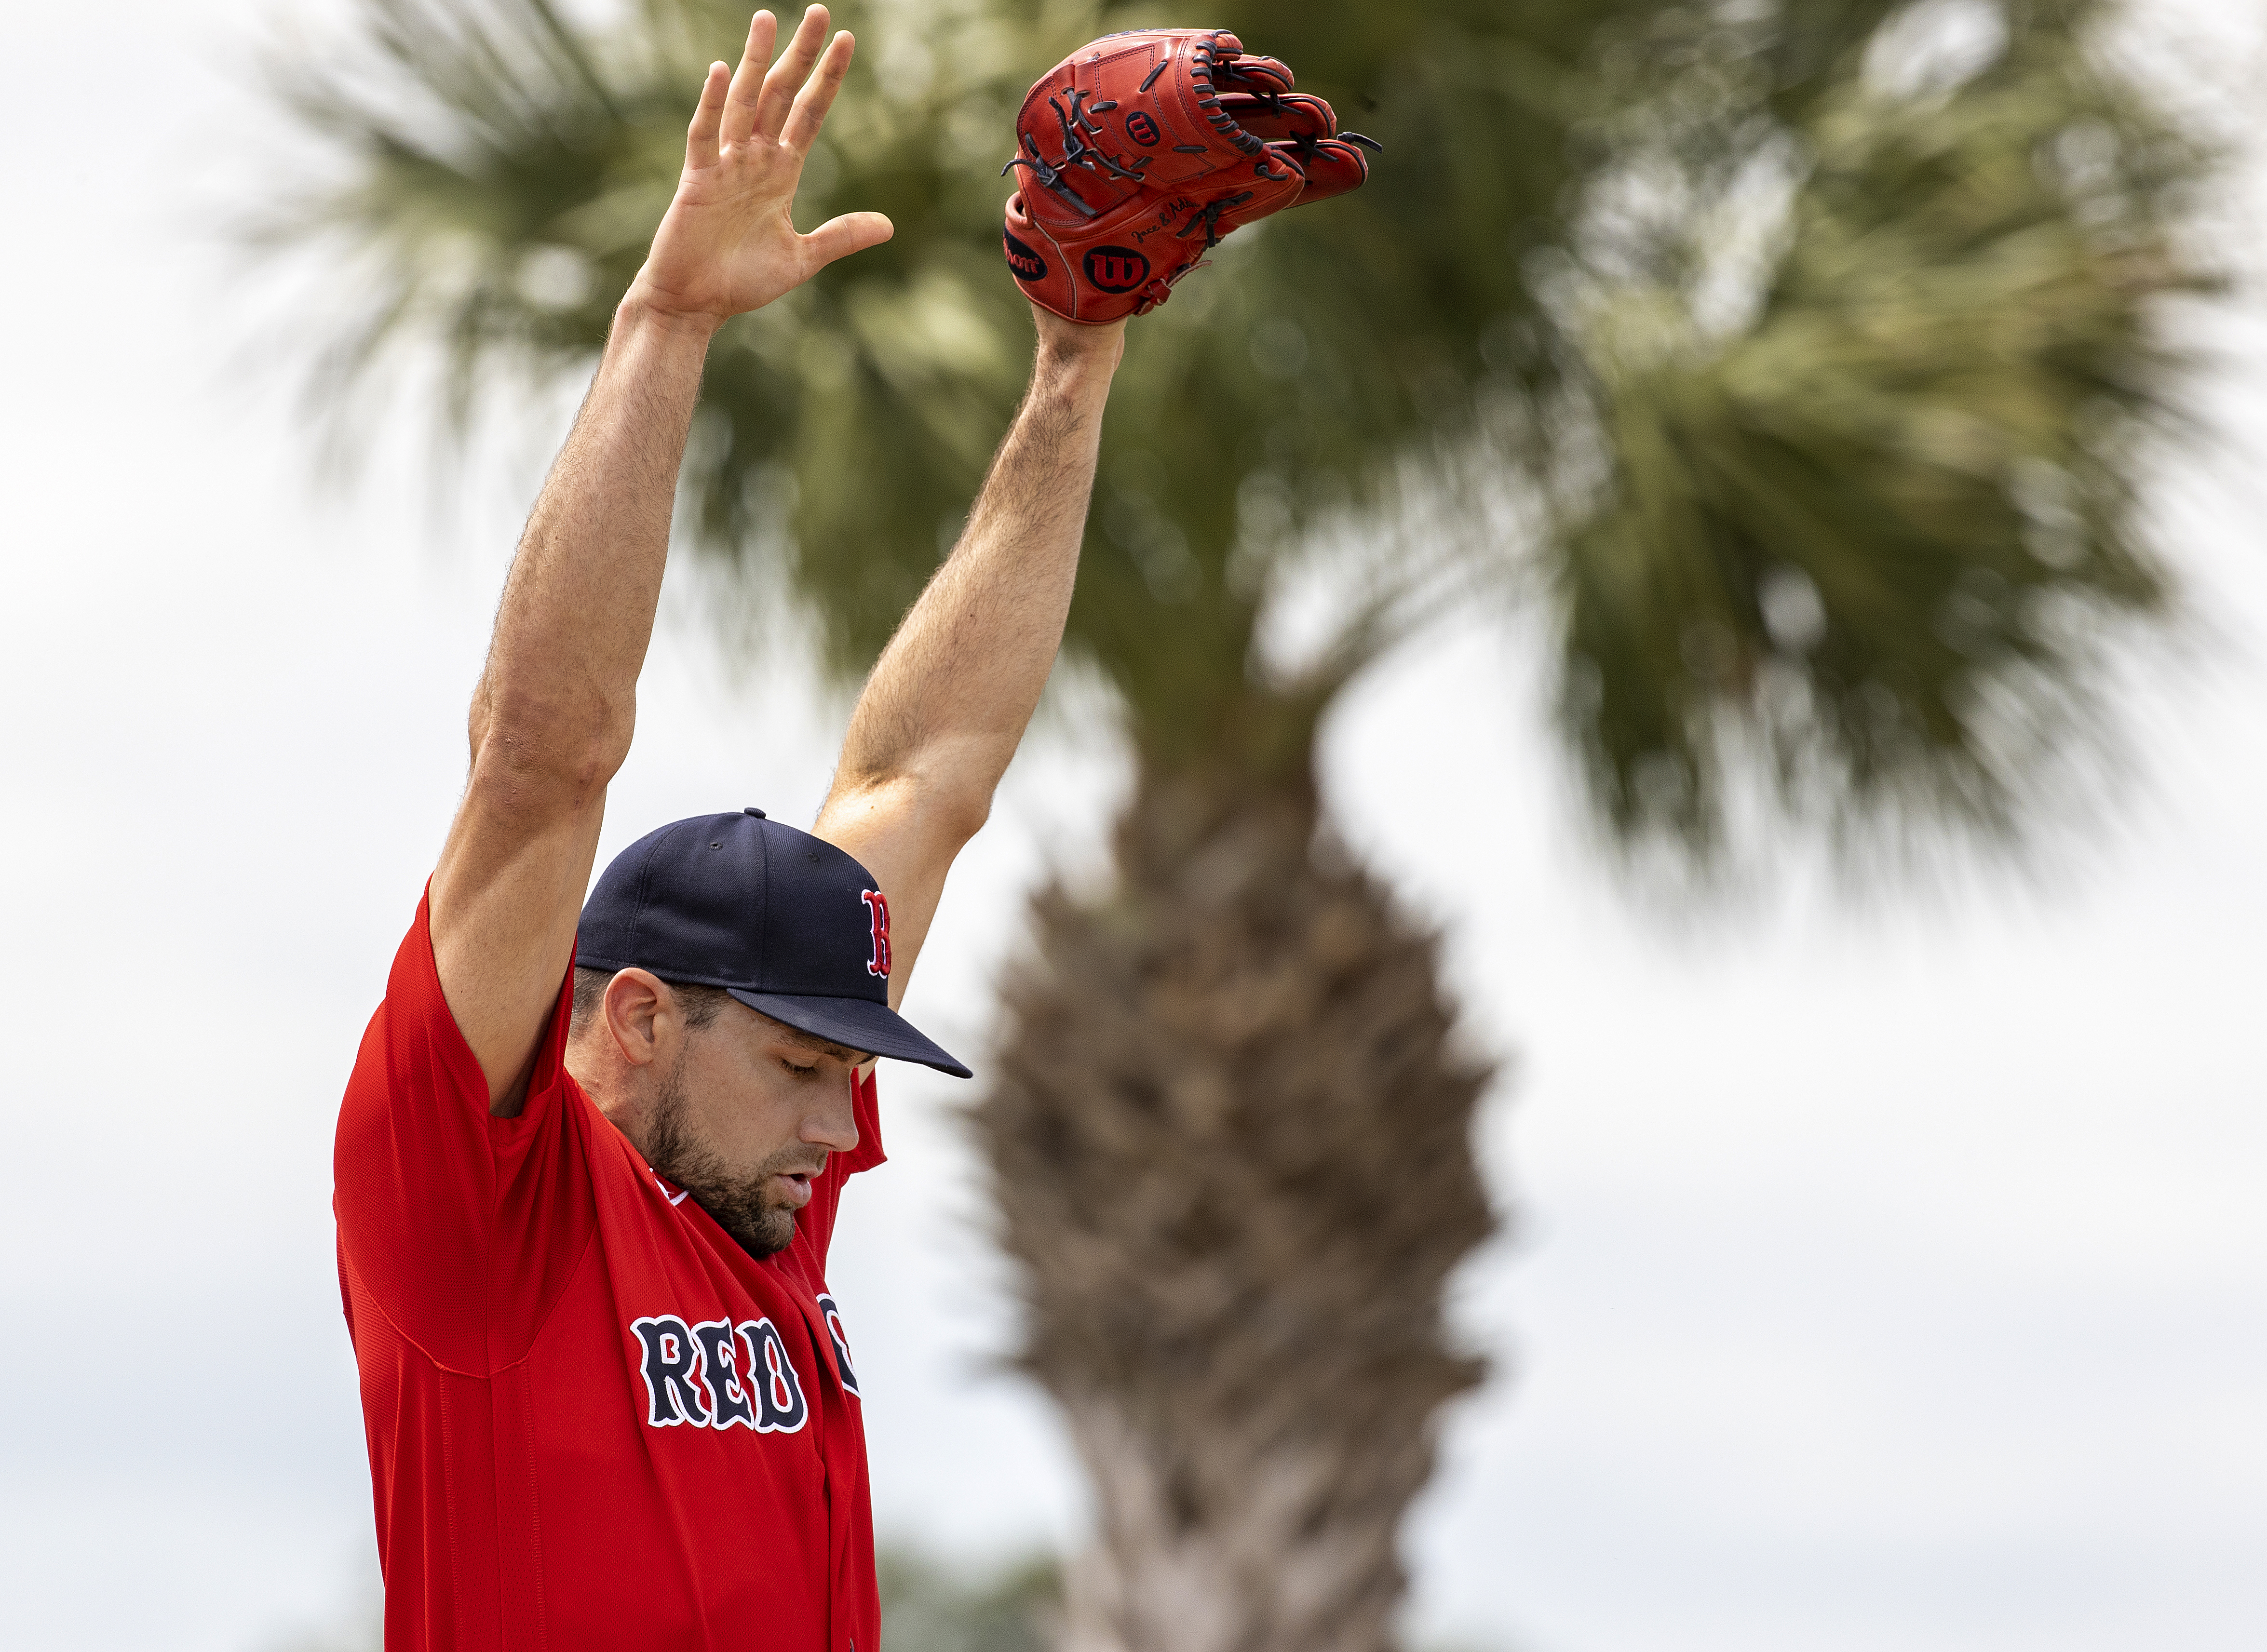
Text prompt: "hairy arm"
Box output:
[[428, 7, 891, 1111], [427, 308, 706, 1114], [814, 312, 1125, 1009]]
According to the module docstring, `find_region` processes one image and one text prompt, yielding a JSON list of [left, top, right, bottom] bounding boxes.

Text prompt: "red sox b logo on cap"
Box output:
[[861, 889, 891, 978]]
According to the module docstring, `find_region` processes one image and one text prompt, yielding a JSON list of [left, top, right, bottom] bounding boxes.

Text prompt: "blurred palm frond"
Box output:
[[1542, 0, 2213, 852], [252, 0, 2216, 861]]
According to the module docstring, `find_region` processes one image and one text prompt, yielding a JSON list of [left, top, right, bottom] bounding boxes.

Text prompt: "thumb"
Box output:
[[802, 210, 894, 271]]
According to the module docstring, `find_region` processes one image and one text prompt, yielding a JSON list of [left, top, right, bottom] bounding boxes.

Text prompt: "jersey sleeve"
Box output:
[[794, 1067, 886, 1273], [333, 888, 596, 1375]]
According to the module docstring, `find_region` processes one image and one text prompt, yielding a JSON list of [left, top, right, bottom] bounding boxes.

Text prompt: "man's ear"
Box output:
[[601, 968, 673, 1068]]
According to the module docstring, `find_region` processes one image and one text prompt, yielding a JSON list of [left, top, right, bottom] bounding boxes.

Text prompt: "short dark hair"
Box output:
[[569, 967, 733, 1039]]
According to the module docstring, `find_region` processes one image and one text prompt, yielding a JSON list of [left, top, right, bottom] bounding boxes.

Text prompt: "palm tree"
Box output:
[[257, 1, 2209, 1647]]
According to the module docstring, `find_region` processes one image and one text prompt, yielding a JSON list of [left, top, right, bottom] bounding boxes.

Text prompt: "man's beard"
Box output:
[[644, 1052, 807, 1260]]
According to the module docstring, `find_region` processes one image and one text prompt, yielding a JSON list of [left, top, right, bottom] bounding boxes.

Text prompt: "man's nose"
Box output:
[[801, 1079, 860, 1154]]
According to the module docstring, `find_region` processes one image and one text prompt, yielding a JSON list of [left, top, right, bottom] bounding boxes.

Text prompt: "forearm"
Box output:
[[830, 341, 1118, 818], [425, 9, 890, 1104], [468, 298, 716, 781]]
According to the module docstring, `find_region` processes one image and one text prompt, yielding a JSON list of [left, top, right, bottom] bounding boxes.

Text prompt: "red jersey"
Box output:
[[334, 893, 883, 1651]]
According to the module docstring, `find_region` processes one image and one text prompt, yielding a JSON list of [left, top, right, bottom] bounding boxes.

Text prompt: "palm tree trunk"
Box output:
[[974, 757, 1497, 1652]]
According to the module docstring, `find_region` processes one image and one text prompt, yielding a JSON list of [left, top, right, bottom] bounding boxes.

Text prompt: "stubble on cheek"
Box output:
[[643, 1062, 805, 1261]]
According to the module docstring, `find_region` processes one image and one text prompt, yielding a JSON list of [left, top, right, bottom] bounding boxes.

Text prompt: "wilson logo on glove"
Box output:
[[998, 27, 1379, 323], [1083, 247, 1151, 293], [1003, 228, 1049, 282]]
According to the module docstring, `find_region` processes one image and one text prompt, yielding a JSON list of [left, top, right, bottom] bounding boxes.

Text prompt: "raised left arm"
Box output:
[[812, 309, 1125, 1008]]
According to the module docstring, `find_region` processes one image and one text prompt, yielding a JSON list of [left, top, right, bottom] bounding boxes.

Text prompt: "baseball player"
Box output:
[[335, 10, 1361, 1648]]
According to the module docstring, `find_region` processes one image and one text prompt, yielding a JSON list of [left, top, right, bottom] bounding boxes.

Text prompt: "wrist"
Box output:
[[1032, 350, 1116, 391], [615, 286, 726, 344], [1031, 336, 1123, 402], [1028, 302, 1127, 387]]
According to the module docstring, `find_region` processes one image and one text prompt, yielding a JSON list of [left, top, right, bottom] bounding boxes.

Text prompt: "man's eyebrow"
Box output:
[[774, 1023, 870, 1065]]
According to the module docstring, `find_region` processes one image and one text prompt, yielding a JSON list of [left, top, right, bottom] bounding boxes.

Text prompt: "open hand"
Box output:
[[627, 7, 892, 326]]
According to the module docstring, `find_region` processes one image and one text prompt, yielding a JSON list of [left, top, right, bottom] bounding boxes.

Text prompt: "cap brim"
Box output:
[[726, 989, 973, 1079]]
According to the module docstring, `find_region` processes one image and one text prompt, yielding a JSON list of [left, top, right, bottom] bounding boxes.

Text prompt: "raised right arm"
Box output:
[[427, 304, 704, 1114], [424, 7, 891, 1112]]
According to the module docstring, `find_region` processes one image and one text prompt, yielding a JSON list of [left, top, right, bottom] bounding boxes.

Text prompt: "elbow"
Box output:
[[903, 736, 1012, 847], [834, 766, 995, 857], [466, 685, 633, 809], [926, 782, 993, 850]]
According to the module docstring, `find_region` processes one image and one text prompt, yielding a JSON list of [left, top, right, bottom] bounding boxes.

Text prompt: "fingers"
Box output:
[[720, 10, 780, 147], [686, 61, 729, 169], [779, 30, 855, 155], [800, 210, 894, 272], [1218, 52, 1296, 95], [1285, 139, 1372, 208], [753, 5, 832, 144], [1219, 92, 1335, 144]]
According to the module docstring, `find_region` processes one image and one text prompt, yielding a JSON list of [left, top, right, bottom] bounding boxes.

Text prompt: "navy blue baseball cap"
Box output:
[[574, 808, 971, 1078]]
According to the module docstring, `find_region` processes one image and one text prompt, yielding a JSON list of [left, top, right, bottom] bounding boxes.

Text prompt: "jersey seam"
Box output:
[[510, 1216, 602, 1370], [337, 1242, 490, 1379], [337, 1210, 597, 1381], [514, 1365, 550, 1652]]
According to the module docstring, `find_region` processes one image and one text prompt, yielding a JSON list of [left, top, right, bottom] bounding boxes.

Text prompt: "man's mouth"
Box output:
[[774, 1170, 819, 1209]]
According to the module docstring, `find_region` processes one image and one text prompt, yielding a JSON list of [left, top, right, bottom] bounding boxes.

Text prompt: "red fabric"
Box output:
[[335, 890, 884, 1652]]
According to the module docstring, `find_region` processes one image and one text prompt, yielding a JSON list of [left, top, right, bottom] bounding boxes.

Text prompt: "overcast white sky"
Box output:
[[2, 4, 2262, 1651]]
